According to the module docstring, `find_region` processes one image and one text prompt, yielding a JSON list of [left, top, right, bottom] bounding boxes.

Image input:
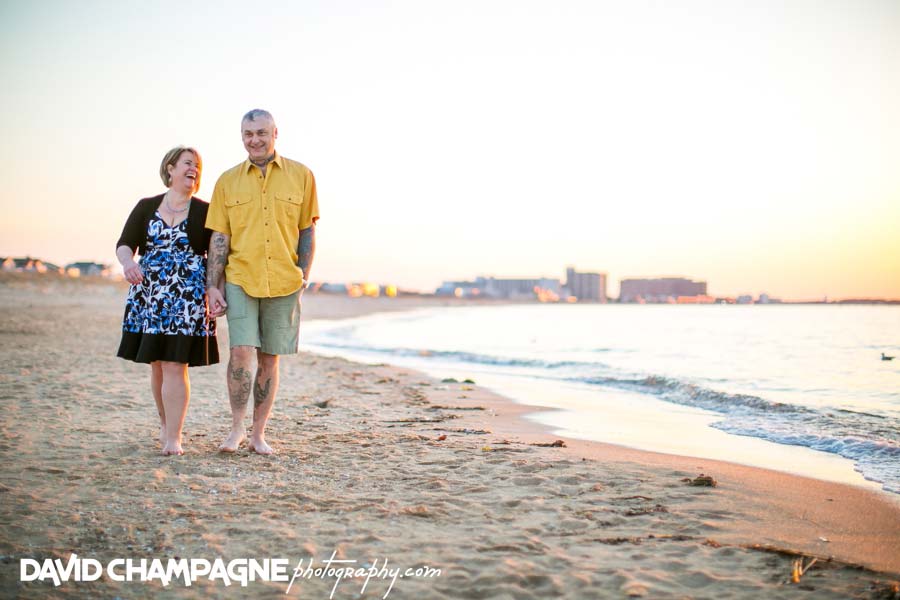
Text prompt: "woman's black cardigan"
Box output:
[[116, 194, 212, 257]]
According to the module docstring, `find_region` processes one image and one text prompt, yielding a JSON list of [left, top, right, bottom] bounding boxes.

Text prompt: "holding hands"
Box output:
[[207, 283, 228, 319]]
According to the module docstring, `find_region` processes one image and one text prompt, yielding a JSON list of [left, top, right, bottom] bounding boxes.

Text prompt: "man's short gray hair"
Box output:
[[242, 109, 275, 124]]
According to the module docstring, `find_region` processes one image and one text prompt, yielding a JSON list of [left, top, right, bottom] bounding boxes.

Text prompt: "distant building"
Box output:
[[676, 295, 716, 304], [435, 280, 478, 297], [64, 261, 111, 277], [317, 283, 349, 295], [477, 276, 561, 299], [619, 277, 707, 303], [347, 282, 381, 298], [436, 276, 561, 300], [564, 267, 607, 303], [2, 256, 56, 273], [18, 257, 40, 272]]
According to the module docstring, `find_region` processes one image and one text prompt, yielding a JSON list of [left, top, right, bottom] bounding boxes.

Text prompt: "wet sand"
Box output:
[[1, 274, 898, 598]]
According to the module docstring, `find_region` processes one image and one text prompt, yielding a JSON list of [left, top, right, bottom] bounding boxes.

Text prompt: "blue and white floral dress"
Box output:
[[117, 212, 219, 366]]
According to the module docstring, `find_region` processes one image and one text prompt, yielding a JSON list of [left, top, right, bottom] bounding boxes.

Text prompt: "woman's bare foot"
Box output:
[[218, 429, 246, 453], [249, 436, 274, 455], [159, 423, 167, 447], [161, 441, 184, 456]]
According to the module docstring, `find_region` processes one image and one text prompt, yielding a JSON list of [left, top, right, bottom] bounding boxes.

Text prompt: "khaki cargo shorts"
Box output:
[[224, 282, 301, 355]]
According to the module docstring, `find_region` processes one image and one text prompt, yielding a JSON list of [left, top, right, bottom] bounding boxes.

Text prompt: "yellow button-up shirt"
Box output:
[[206, 153, 319, 298]]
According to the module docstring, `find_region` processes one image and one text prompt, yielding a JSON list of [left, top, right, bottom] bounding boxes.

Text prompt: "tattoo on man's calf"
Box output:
[[228, 365, 252, 409], [254, 376, 272, 408]]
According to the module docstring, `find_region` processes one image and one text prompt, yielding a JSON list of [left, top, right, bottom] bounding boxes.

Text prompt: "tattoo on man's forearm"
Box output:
[[228, 364, 251, 411], [253, 374, 272, 409], [207, 232, 230, 287], [297, 225, 316, 279]]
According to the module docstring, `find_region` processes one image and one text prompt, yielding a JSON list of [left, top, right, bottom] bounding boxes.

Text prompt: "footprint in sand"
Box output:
[[554, 474, 587, 484], [514, 462, 551, 473], [512, 475, 550, 486], [463, 485, 491, 493]]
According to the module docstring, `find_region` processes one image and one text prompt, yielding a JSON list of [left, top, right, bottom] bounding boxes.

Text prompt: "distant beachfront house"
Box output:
[[64, 261, 111, 277], [733, 293, 780, 305], [317, 283, 349, 295], [436, 280, 478, 297], [347, 282, 382, 298], [619, 277, 708, 303], [2, 256, 58, 273]]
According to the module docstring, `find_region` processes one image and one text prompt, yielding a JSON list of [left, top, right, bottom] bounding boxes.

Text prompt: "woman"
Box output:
[[115, 146, 219, 455]]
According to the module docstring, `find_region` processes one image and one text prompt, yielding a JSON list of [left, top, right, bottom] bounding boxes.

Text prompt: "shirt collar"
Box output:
[[243, 151, 284, 173]]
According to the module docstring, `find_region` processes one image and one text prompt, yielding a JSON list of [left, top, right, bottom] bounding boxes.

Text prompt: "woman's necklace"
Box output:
[[164, 192, 189, 214]]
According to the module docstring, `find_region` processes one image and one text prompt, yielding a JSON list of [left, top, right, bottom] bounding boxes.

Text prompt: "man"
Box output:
[[206, 109, 319, 455]]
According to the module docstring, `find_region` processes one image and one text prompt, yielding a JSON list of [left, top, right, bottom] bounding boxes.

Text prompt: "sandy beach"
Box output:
[[1, 273, 898, 599]]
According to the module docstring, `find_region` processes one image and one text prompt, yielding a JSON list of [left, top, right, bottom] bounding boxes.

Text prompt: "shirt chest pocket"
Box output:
[[224, 196, 254, 231], [275, 193, 302, 227]]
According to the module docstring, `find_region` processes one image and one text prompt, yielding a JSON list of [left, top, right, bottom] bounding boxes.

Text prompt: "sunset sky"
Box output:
[[1, 0, 898, 299]]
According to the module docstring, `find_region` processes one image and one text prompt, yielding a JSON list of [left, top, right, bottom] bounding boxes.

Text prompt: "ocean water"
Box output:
[[302, 304, 900, 494]]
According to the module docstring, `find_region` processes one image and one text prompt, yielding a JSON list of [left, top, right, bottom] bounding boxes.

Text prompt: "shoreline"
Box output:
[[298, 294, 900, 574], [300, 337, 888, 493], [2, 278, 899, 598], [394, 372, 900, 573]]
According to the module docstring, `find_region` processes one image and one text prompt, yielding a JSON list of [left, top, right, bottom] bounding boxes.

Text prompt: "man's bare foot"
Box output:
[[219, 430, 246, 453], [161, 441, 184, 456], [249, 437, 274, 455]]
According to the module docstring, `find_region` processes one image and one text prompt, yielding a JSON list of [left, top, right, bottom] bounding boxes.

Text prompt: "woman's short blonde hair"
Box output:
[[159, 146, 202, 191]]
